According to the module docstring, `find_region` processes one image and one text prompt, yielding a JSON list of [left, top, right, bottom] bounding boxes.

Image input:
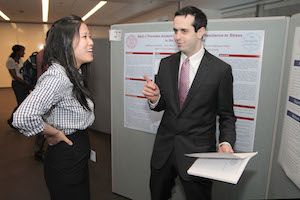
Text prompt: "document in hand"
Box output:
[[186, 152, 257, 184]]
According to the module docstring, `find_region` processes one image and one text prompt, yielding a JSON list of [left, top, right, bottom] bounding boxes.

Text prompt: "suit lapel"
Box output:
[[180, 50, 211, 110], [168, 53, 181, 112]]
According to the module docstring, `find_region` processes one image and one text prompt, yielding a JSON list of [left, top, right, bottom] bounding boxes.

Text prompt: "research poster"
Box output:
[[123, 32, 178, 133], [278, 27, 300, 189], [123, 30, 265, 152], [205, 30, 265, 152]]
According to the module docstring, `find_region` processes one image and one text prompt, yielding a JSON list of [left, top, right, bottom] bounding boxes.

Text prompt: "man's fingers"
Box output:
[[143, 75, 157, 90], [143, 87, 156, 96], [218, 145, 234, 153], [143, 75, 151, 82], [142, 75, 160, 103]]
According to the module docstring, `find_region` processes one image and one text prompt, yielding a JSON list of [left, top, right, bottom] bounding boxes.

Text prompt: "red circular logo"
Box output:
[[126, 35, 137, 49]]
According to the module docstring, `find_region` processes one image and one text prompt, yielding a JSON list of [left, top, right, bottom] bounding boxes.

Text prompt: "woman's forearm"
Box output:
[[43, 123, 62, 136], [42, 123, 73, 146]]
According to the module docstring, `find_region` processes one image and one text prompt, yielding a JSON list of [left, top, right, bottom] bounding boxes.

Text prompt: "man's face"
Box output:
[[173, 14, 205, 57]]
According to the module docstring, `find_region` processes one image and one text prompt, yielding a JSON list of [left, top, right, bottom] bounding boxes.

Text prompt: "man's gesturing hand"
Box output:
[[142, 75, 160, 103]]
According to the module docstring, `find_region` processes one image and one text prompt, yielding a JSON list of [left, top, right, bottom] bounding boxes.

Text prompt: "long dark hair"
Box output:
[[9, 44, 25, 60], [44, 15, 93, 111]]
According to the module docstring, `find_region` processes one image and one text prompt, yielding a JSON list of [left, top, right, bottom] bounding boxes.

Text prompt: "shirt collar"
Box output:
[[180, 46, 205, 74], [180, 46, 205, 64]]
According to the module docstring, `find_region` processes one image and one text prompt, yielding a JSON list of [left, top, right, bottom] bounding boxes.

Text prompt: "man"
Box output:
[[142, 6, 236, 200]]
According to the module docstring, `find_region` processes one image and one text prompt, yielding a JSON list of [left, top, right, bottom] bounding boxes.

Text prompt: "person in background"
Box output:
[[142, 6, 236, 200], [13, 15, 94, 200], [6, 44, 28, 129]]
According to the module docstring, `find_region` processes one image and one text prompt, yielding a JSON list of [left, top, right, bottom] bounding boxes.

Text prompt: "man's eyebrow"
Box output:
[[173, 28, 188, 31]]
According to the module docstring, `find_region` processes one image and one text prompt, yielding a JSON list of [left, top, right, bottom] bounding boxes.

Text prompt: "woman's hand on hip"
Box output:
[[44, 131, 73, 146]]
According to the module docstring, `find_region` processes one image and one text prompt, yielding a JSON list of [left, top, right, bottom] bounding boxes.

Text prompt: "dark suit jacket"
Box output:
[[150, 50, 236, 180]]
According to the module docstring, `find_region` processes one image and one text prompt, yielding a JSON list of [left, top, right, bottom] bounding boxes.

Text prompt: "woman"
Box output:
[[6, 44, 28, 128], [13, 15, 95, 200]]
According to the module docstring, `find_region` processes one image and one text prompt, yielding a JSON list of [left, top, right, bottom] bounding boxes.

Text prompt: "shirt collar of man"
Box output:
[[180, 46, 205, 75]]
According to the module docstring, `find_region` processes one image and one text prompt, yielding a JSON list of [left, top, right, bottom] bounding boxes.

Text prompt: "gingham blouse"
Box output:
[[13, 63, 95, 136]]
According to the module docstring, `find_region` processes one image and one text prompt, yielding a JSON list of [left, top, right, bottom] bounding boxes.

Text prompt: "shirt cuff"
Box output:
[[219, 142, 232, 149], [148, 94, 161, 109]]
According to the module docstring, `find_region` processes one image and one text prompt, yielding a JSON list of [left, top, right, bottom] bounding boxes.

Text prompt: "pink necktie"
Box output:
[[178, 58, 190, 108]]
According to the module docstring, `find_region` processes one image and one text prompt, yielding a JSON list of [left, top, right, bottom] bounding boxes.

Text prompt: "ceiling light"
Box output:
[[43, 24, 49, 34], [42, 0, 49, 22], [82, 1, 107, 21], [0, 10, 10, 21]]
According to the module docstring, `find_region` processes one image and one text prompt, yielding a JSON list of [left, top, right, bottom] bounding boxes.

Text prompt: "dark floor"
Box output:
[[0, 88, 130, 200]]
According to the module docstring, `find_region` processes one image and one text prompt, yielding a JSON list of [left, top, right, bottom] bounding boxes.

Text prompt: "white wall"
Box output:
[[122, 2, 222, 24], [221, 0, 300, 18], [0, 22, 109, 88], [121, 3, 178, 23], [0, 23, 47, 87], [181, 0, 222, 18]]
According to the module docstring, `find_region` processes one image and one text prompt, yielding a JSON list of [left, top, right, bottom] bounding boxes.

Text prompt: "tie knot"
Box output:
[[183, 58, 189, 65]]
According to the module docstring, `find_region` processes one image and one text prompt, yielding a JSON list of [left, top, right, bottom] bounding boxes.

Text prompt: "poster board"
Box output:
[[111, 16, 289, 200], [268, 13, 300, 199], [89, 39, 111, 133]]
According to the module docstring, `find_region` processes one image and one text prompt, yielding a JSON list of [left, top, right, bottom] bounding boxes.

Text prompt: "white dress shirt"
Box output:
[[150, 46, 205, 107], [178, 47, 205, 88]]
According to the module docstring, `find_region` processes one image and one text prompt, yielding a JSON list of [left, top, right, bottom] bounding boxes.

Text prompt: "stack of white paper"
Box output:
[[186, 152, 257, 184]]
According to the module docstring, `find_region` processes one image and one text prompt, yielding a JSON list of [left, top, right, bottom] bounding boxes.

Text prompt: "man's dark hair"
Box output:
[[175, 6, 207, 32], [44, 15, 93, 111]]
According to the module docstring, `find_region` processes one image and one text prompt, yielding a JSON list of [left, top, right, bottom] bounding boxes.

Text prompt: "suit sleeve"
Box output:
[[217, 65, 236, 147], [150, 59, 166, 112]]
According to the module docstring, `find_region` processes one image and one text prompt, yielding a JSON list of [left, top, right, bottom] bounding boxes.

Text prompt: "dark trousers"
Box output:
[[8, 80, 29, 124], [44, 130, 90, 200], [34, 133, 46, 153], [150, 151, 212, 200], [12, 80, 28, 105]]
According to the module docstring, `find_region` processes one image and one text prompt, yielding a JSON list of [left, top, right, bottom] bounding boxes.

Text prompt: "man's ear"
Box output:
[[197, 27, 206, 40]]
